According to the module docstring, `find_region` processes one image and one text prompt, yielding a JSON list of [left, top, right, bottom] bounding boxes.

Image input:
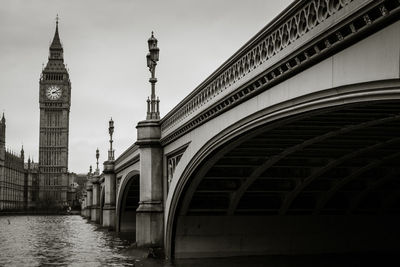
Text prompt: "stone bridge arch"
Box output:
[[165, 82, 400, 259], [116, 170, 140, 239]]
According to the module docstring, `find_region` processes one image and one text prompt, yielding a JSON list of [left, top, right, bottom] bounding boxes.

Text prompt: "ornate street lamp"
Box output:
[[146, 31, 160, 120], [95, 148, 100, 174], [108, 118, 114, 161]]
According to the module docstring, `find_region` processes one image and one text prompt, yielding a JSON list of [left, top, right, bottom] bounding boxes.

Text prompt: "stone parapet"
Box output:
[[159, 0, 400, 145]]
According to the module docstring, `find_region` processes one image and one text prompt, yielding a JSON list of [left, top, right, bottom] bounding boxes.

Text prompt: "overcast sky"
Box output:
[[0, 0, 292, 174]]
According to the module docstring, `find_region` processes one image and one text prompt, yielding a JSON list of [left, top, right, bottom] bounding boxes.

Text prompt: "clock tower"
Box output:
[[38, 18, 71, 206]]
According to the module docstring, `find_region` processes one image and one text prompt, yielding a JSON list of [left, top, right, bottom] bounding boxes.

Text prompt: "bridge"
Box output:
[[81, 0, 400, 260]]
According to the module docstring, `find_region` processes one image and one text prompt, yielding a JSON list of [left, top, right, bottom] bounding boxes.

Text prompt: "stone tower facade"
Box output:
[[38, 19, 71, 206], [0, 114, 6, 209], [0, 113, 26, 211], [0, 113, 5, 164]]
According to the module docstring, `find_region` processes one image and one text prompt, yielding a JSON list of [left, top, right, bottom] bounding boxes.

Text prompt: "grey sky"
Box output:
[[0, 0, 292, 174]]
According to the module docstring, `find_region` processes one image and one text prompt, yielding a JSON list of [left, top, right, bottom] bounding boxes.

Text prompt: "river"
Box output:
[[0, 215, 394, 266], [0, 215, 165, 266]]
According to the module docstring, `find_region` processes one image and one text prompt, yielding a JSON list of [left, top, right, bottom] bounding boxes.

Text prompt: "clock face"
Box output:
[[46, 85, 62, 100]]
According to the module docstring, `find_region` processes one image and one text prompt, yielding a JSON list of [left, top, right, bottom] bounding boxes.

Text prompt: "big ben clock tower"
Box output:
[[38, 17, 71, 206]]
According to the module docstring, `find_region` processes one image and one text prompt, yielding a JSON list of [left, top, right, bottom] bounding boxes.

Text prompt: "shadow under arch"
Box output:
[[116, 170, 140, 240], [165, 81, 400, 259]]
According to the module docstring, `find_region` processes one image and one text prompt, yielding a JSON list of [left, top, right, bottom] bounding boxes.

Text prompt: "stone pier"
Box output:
[[136, 120, 163, 247], [85, 182, 93, 221], [91, 176, 101, 223], [102, 160, 116, 229]]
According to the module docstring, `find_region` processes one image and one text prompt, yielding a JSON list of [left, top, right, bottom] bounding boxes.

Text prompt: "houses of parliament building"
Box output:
[[0, 19, 73, 211]]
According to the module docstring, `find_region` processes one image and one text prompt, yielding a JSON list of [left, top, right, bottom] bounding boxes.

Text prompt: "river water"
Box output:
[[0, 215, 395, 266], [0, 215, 165, 267]]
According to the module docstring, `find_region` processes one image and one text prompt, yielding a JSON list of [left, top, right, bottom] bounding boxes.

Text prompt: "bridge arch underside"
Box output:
[[173, 100, 400, 258], [117, 174, 139, 240]]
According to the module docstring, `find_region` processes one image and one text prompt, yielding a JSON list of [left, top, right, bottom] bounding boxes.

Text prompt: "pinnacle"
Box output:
[[50, 17, 63, 50]]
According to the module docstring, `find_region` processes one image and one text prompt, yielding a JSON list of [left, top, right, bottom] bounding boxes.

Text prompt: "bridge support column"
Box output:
[[103, 161, 116, 229], [136, 120, 163, 248], [81, 195, 87, 217], [91, 177, 101, 223], [86, 183, 93, 220]]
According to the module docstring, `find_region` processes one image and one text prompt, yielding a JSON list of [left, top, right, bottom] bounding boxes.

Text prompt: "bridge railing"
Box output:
[[160, 0, 397, 144], [160, 0, 353, 135]]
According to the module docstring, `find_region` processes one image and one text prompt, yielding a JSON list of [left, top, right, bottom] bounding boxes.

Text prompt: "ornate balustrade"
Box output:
[[159, 0, 400, 145]]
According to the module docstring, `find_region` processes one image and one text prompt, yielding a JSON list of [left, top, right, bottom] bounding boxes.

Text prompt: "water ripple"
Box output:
[[0, 216, 140, 267]]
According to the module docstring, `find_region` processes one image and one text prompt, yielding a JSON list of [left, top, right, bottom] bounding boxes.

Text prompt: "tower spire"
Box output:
[[0, 112, 5, 145], [20, 145, 24, 159], [49, 14, 63, 60]]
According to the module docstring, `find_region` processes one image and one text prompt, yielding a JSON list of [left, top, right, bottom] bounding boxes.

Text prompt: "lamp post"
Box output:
[[135, 32, 163, 247], [108, 118, 114, 161], [102, 117, 116, 229], [95, 148, 100, 174], [146, 31, 160, 120]]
